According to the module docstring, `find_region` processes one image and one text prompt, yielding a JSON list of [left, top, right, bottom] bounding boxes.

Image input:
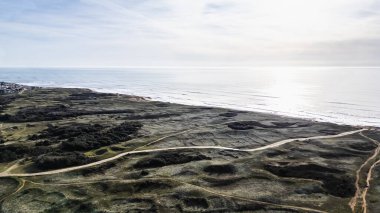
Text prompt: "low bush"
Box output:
[[35, 152, 92, 170], [0, 105, 135, 122], [0, 145, 28, 162], [62, 121, 142, 151], [35, 123, 105, 140], [134, 152, 210, 169], [203, 164, 237, 175]]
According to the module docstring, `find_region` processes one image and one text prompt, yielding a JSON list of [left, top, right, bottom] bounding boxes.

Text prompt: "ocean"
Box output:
[[1, 67, 379, 127]]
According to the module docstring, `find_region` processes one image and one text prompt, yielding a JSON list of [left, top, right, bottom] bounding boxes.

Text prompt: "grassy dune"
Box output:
[[0, 85, 378, 212]]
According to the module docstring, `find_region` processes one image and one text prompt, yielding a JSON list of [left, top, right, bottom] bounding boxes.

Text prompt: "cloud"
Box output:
[[0, 0, 379, 67]]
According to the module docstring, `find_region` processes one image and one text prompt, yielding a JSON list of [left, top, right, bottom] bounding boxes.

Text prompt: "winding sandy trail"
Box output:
[[27, 177, 327, 213], [245, 128, 364, 152], [362, 159, 380, 213], [360, 134, 380, 213], [0, 128, 364, 178], [349, 132, 380, 213], [174, 179, 328, 213], [18, 88, 27, 95], [0, 146, 243, 177], [2, 159, 24, 174], [0, 178, 25, 202]]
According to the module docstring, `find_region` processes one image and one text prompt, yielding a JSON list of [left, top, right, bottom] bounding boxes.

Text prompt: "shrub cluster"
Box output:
[[0, 105, 135, 122], [0, 95, 15, 112], [264, 163, 355, 197], [35, 152, 92, 170], [67, 92, 115, 100], [0, 146, 28, 162], [227, 121, 265, 130], [35, 123, 105, 140], [219, 112, 238, 117], [0, 145, 53, 163], [134, 152, 210, 169], [62, 121, 142, 151], [227, 121, 297, 130], [203, 164, 237, 175], [322, 175, 355, 198], [125, 112, 181, 120], [0, 150, 18, 162]]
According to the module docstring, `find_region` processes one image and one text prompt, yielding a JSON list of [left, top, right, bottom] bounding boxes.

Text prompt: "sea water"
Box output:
[[1, 67, 379, 127]]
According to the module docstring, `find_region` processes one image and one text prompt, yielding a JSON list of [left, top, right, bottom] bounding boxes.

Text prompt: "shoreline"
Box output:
[[1, 66, 380, 128], [8, 81, 376, 129]]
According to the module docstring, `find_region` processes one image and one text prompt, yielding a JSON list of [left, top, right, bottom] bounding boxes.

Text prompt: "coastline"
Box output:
[[1, 67, 379, 128], [7, 81, 376, 129]]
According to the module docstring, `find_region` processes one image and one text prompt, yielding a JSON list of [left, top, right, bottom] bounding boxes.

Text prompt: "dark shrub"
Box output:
[[30, 146, 53, 156], [126, 112, 181, 120], [0, 114, 11, 122], [36, 123, 105, 140], [0, 105, 135, 122], [134, 152, 211, 169], [227, 121, 297, 130], [219, 112, 238, 117], [322, 175, 355, 198], [0, 95, 15, 112], [62, 121, 142, 151], [183, 197, 209, 208], [227, 121, 260, 130], [203, 164, 237, 175], [0, 145, 29, 162], [264, 163, 354, 198], [35, 140, 55, 146], [0, 150, 18, 162], [35, 152, 92, 170]]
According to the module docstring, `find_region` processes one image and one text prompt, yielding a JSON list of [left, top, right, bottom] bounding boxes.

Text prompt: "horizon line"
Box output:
[[1, 66, 380, 69]]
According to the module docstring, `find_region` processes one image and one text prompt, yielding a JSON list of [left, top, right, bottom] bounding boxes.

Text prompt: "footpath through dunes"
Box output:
[[0, 128, 365, 177], [349, 131, 380, 213], [366, 160, 380, 213]]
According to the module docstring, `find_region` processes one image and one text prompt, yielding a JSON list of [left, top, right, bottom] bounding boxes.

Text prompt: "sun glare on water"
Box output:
[[265, 68, 313, 114]]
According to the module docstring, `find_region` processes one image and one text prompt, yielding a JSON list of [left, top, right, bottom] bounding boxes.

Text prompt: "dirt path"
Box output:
[[245, 129, 364, 152], [2, 159, 24, 174], [18, 88, 27, 95], [133, 129, 192, 150], [174, 179, 328, 213], [349, 132, 380, 213], [0, 178, 25, 202], [362, 159, 380, 213], [0, 146, 243, 177], [27, 177, 327, 213], [0, 128, 365, 178]]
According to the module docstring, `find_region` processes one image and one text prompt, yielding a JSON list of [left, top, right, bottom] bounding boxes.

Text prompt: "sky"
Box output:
[[0, 0, 379, 67]]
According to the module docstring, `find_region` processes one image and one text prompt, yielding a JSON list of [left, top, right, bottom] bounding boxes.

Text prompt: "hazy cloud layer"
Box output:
[[0, 0, 379, 67]]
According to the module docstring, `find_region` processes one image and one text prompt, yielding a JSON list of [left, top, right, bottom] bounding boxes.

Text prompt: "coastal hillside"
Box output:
[[0, 84, 379, 213]]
